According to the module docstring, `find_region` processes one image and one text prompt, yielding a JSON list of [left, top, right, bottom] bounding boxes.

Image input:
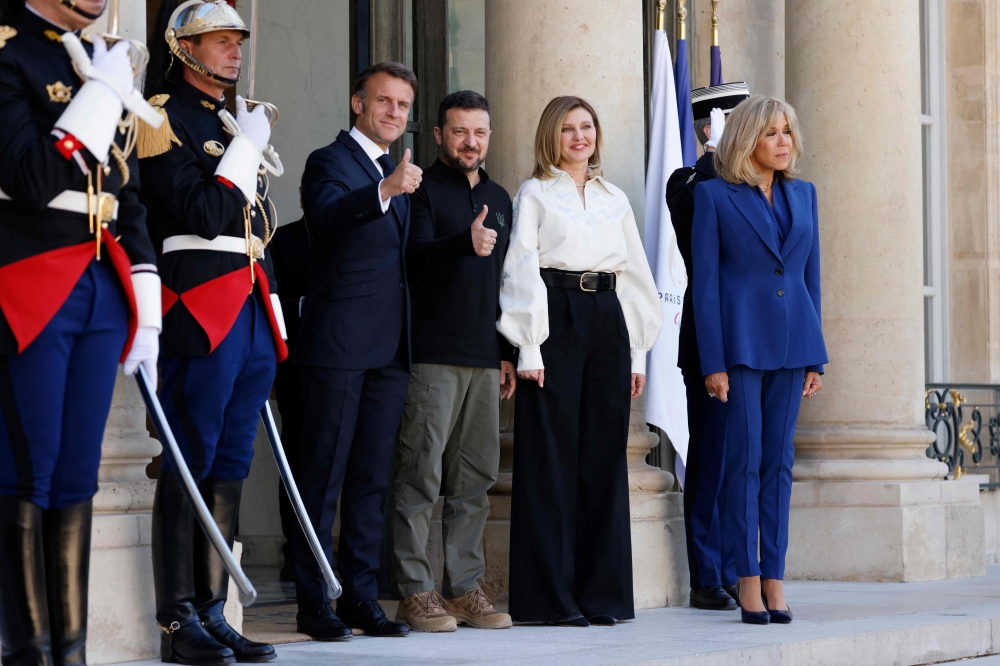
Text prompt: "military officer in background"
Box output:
[[666, 82, 750, 613], [0, 0, 162, 662], [141, 1, 287, 663]]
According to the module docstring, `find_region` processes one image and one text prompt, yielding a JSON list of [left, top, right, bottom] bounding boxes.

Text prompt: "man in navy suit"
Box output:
[[293, 62, 422, 640]]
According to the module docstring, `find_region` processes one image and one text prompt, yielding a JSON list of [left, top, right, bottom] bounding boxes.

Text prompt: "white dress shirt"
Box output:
[[349, 126, 392, 213], [497, 170, 663, 374]]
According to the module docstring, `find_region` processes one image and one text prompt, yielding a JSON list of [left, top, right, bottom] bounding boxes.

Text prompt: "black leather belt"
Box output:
[[540, 268, 617, 292]]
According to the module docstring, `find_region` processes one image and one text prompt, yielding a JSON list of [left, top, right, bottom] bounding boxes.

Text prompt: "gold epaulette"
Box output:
[[137, 94, 182, 159], [0, 26, 18, 50]]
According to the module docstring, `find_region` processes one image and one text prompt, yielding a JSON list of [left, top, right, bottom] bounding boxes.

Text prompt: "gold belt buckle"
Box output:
[[579, 272, 599, 292], [248, 236, 265, 260], [97, 193, 116, 224]]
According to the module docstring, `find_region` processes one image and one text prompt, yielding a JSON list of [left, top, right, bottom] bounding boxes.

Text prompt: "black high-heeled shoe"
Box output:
[[761, 592, 793, 624], [735, 580, 769, 625]]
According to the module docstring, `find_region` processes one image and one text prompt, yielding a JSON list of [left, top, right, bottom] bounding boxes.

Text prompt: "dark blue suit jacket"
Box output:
[[691, 177, 827, 377], [296, 130, 410, 370]]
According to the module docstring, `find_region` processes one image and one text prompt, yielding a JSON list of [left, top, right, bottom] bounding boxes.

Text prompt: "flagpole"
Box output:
[[712, 0, 719, 47], [710, 0, 723, 85], [656, 0, 666, 32], [677, 0, 687, 40]]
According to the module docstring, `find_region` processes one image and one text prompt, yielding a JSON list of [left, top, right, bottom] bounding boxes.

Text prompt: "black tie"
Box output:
[[377, 153, 395, 177]]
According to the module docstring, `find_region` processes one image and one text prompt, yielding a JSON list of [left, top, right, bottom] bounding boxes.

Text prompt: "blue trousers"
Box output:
[[682, 363, 736, 588], [160, 295, 276, 481], [0, 261, 128, 509], [723, 365, 804, 579]]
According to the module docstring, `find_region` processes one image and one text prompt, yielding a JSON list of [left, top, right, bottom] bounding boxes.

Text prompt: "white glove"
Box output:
[[234, 96, 271, 151], [90, 39, 134, 97], [705, 107, 726, 149], [123, 326, 159, 387]]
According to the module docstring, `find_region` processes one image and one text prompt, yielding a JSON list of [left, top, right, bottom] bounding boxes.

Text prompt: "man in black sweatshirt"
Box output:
[[390, 91, 515, 632]]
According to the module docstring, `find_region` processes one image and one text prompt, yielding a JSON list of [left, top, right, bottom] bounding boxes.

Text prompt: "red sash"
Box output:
[[162, 263, 288, 362], [0, 238, 138, 359]]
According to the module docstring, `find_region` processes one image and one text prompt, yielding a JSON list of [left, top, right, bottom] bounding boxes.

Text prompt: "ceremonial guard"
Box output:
[[140, 1, 286, 663], [0, 0, 162, 663]]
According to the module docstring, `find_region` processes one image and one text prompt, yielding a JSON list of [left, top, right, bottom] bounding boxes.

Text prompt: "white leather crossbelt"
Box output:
[[162, 234, 265, 259], [0, 187, 120, 220]]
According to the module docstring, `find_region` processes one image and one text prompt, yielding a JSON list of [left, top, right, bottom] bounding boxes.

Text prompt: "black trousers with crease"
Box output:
[[508, 287, 634, 623]]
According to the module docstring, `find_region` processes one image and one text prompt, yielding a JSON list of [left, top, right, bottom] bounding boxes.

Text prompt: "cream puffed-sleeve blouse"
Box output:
[[497, 170, 663, 374]]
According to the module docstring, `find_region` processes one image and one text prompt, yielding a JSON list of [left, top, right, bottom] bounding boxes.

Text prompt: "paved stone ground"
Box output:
[[119, 565, 1000, 665]]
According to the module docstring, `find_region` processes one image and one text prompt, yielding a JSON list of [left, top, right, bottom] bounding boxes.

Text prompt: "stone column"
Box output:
[[784, 0, 984, 581], [88, 373, 161, 664], [483, 0, 688, 607]]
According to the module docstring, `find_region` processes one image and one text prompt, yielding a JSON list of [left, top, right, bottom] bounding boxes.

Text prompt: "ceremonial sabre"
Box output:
[[260, 402, 343, 599], [243, 0, 279, 127], [135, 365, 258, 607]]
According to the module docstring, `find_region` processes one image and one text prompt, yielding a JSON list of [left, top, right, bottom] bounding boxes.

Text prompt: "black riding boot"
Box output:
[[43, 500, 92, 666], [153, 472, 235, 665], [0, 495, 53, 666], [194, 479, 275, 663]]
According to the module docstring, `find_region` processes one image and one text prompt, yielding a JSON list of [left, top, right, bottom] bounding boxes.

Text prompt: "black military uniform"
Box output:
[[140, 0, 284, 663], [0, 3, 161, 663], [268, 216, 310, 581], [666, 81, 750, 612]]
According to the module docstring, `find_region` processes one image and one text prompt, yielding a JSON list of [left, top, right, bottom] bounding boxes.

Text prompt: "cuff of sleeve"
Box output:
[[54, 81, 124, 162], [458, 226, 477, 257], [215, 135, 262, 202], [270, 293, 288, 340], [630, 349, 647, 375], [131, 272, 162, 332], [807, 364, 825, 375], [378, 180, 391, 212], [517, 345, 544, 371]]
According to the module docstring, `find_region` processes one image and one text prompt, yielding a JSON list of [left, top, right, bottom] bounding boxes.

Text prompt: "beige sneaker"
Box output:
[[443, 589, 513, 629], [395, 591, 458, 632]]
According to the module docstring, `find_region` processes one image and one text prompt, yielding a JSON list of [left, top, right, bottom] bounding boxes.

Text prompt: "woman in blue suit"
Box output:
[[691, 96, 828, 625]]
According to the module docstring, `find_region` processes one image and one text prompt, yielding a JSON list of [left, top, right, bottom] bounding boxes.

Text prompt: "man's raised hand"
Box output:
[[380, 148, 423, 199], [471, 205, 497, 257]]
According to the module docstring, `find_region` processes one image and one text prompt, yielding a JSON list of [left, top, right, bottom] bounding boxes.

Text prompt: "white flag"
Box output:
[[644, 29, 689, 482]]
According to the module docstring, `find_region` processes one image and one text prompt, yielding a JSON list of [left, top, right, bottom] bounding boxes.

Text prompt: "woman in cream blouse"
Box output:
[[498, 96, 662, 627]]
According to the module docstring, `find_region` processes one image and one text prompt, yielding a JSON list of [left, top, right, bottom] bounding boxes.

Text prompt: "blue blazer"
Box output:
[[691, 177, 827, 377], [295, 130, 411, 370]]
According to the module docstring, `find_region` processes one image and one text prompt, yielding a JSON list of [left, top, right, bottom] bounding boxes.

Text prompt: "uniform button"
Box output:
[[399, 282, 405, 290], [775, 268, 783, 276], [777, 290, 784, 297]]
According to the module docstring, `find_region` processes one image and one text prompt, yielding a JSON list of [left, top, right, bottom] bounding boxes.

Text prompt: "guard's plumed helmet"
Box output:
[[166, 0, 248, 85]]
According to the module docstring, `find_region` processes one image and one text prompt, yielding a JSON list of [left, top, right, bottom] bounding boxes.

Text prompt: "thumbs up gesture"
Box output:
[[471, 205, 497, 257], [380, 148, 423, 199]]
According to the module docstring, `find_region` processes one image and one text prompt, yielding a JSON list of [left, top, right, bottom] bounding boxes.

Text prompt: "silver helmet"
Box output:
[[166, 0, 249, 86]]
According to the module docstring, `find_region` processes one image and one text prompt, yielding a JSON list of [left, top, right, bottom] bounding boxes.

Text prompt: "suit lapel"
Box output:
[[728, 183, 781, 260], [337, 131, 404, 229], [780, 180, 807, 257]]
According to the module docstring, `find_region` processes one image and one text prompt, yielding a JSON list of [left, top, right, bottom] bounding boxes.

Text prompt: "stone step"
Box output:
[[114, 565, 1000, 666]]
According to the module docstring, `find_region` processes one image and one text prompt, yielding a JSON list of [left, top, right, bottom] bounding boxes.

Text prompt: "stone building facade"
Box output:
[[32, 0, 1000, 662]]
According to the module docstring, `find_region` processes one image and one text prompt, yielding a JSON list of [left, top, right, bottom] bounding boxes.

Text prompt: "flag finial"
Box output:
[[677, 0, 687, 41], [712, 0, 720, 46], [656, 0, 666, 31]]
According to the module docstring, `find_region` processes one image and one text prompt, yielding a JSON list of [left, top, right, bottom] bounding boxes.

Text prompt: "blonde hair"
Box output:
[[714, 96, 802, 186], [532, 96, 603, 180]]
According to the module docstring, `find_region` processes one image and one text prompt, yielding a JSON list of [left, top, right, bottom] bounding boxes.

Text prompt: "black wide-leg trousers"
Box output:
[[509, 287, 634, 623]]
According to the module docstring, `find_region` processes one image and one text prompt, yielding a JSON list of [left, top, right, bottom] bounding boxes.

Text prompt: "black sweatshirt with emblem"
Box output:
[[407, 159, 514, 369]]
